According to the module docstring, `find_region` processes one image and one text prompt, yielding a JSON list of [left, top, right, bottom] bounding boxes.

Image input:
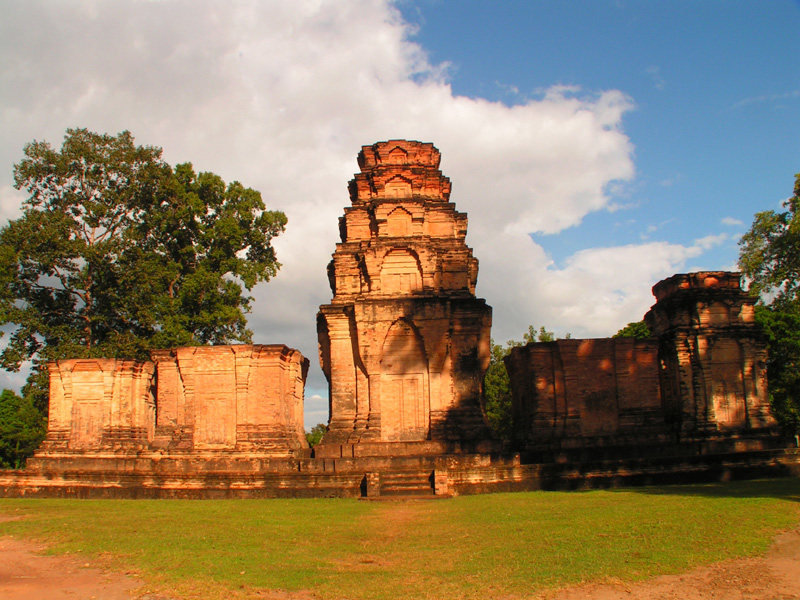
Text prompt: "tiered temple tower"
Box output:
[[645, 272, 776, 441], [317, 140, 493, 447]]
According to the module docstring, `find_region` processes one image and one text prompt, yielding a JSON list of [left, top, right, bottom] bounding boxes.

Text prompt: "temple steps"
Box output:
[[377, 470, 436, 497]]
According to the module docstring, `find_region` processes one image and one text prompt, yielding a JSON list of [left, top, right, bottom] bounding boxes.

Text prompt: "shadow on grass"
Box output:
[[614, 477, 800, 502]]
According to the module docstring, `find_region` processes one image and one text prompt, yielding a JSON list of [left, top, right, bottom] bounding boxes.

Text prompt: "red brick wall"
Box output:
[[506, 338, 663, 448]]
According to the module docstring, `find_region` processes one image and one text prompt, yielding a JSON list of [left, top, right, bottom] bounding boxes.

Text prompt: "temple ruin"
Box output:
[[506, 272, 779, 457], [0, 141, 796, 498], [316, 140, 492, 450]]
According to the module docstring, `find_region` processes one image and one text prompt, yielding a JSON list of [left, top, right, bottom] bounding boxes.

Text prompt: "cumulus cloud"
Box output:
[[0, 1, 725, 423], [721, 216, 745, 226], [476, 234, 725, 344]]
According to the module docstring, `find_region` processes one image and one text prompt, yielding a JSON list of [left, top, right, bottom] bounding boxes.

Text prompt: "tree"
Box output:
[[305, 423, 328, 447], [613, 321, 651, 339], [739, 172, 800, 435], [739, 172, 800, 311], [0, 389, 46, 468], [0, 128, 287, 420], [483, 325, 557, 442], [754, 307, 800, 433]]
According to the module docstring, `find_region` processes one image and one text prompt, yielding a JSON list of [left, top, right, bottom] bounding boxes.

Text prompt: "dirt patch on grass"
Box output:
[[0, 537, 154, 600], [1, 523, 799, 599], [535, 527, 800, 600]]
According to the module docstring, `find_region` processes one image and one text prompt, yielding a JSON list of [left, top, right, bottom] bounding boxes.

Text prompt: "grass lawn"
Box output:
[[0, 478, 798, 600]]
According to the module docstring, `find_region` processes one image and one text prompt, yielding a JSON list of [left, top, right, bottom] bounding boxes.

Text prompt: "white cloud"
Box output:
[[721, 216, 745, 226], [646, 65, 666, 90], [0, 1, 724, 418], [477, 234, 724, 343], [0, 186, 24, 224], [694, 233, 729, 250], [731, 90, 800, 110], [305, 394, 328, 429]]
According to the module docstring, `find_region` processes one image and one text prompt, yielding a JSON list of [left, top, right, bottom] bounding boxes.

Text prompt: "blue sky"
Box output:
[[1, 1, 798, 425], [397, 0, 800, 269]]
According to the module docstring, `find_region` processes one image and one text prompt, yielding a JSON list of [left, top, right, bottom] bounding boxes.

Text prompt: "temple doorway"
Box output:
[[380, 319, 430, 441]]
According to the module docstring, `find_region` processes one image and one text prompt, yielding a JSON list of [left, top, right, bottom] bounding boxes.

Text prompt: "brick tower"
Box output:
[[317, 140, 492, 448], [645, 272, 776, 441]]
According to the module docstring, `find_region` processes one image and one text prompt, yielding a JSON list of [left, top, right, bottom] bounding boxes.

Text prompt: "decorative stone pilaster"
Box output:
[[150, 345, 309, 456]]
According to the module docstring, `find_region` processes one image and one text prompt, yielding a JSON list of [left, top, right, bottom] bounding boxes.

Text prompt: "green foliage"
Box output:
[[484, 325, 556, 441], [483, 342, 514, 441], [613, 321, 651, 339], [754, 306, 800, 433], [0, 389, 46, 468], [739, 172, 800, 311], [739, 173, 800, 434], [0, 479, 797, 599], [0, 128, 287, 458], [305, 423, 328, 447], [1, 128, 286, 370]]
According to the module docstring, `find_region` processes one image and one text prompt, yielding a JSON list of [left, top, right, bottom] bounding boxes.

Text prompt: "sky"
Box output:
[[1, 0, 798, 427]]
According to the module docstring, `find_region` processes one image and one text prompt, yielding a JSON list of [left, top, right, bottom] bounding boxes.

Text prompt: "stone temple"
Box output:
[[317, 140, 492, 448], [0, 140, 797, 498]]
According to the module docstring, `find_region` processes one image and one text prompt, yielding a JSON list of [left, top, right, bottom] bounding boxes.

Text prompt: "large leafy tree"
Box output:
[[739, 172, 800, 434], [613, 321, 651, 340], [739, 172, 800, 311], [753, 307, 800, 433], [483, 325, 557, 442], [0, 128, 287, 405], [0, 389, 46, 468]]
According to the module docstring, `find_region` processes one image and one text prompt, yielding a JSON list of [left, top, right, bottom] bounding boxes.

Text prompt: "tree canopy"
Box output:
[[613, 321, 651, 340], [0, 128, 287, 376], [739, 172, 800, 435], [739, 172, 800, 311], [753, 307, 800, 433], [0, 389, 46, 468], [483, 325, 557, 442], [305, 424, 328, 448]]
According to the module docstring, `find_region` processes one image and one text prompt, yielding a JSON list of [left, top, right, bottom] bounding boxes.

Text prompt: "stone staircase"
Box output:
[[378, 469, 436, 497]]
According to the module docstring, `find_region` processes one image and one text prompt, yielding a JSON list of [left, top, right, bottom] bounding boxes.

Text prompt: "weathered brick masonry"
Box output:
[[316, 140, 493, 454], [506, 272, 781, 458], [0, 142, 796, 498]]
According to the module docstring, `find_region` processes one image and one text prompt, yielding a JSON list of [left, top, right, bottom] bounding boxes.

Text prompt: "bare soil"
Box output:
[[0, 528, 798, 600], [535, 526, 800, 600]]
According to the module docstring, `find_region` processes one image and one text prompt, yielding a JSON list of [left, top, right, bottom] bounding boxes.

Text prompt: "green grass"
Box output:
[[1, 478, 798, 600]]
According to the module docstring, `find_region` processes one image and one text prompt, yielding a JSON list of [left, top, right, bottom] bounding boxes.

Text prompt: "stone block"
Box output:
[[43, 359, 155, 452], [150, 345, 309, 455]]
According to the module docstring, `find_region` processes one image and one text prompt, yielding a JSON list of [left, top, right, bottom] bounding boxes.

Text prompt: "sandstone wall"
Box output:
[[645, 271, 776, 439], [44, 359, 155, 451], [150, 345, 309, 454], [507, 271, 778, 452], [40, 345, 309, 457], [505, 338, 663, 449]]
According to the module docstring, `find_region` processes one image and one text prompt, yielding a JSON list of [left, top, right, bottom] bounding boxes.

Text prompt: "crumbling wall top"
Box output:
[[357, 140, 441, 170], [651, 271, 743, 303], [350, 140, 451, 203]]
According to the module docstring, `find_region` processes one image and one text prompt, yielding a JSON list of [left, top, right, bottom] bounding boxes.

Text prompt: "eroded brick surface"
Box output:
[[44, 359, 155, 451], [508, 271, 779, 451], [317, 140, 493, 448], [645, 272, 776, 439], [39, 345, 309, 458]]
